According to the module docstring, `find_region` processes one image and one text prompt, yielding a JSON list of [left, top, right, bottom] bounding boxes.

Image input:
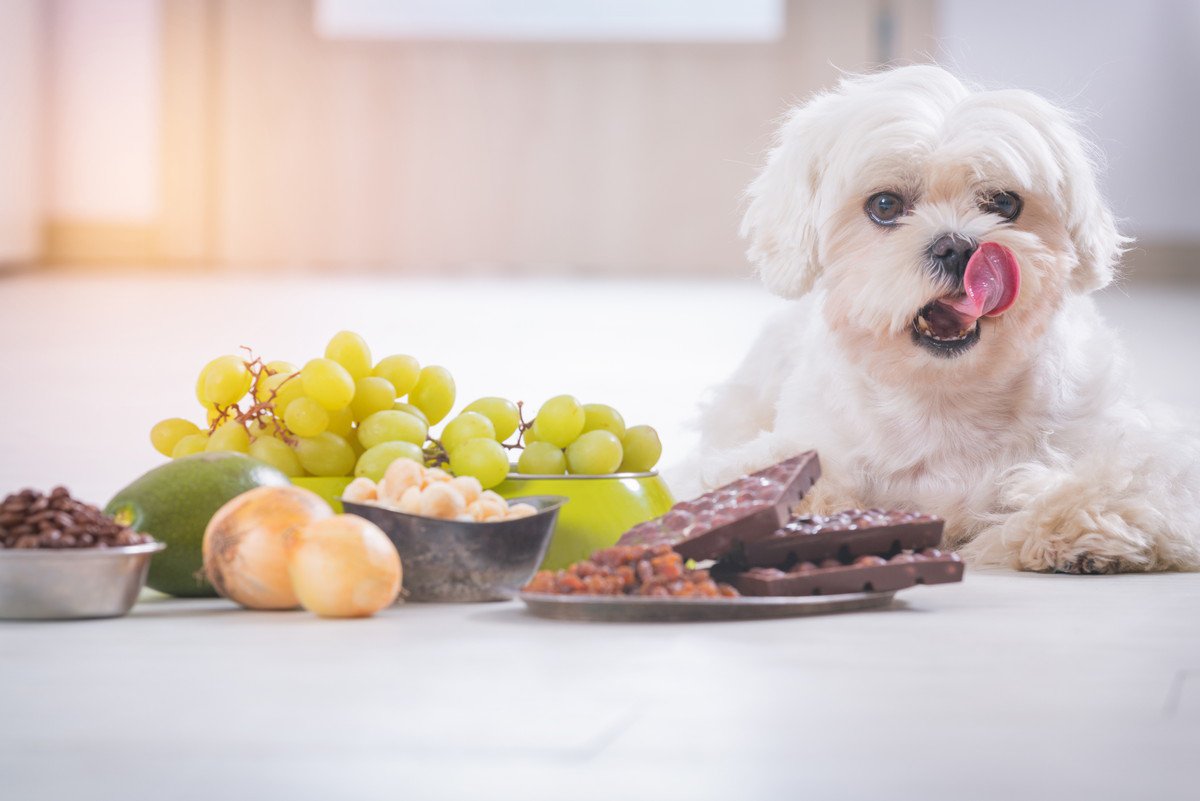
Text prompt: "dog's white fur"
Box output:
[[694, 65, 1200, 573]]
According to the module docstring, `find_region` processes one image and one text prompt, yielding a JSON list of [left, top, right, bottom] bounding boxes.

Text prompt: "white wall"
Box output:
[[48, 0, 161, 222], [937, 0, 1200, 241], [0, 0, 43, 265]]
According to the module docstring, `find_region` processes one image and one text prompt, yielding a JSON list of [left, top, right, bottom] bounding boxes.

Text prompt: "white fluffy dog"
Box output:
[[695, 65, 1200, 574]]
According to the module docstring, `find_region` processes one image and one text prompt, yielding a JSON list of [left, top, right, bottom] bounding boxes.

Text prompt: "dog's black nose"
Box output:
[[930, 234, 976, 279]]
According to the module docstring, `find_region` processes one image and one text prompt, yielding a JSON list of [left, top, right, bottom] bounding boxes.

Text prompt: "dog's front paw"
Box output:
[[1020, 543, 1122, 574], [1015, 510, 1152, 574]]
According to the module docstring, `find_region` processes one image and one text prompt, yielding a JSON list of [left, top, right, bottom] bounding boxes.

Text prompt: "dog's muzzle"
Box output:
[[912, 241, 1022, 358]]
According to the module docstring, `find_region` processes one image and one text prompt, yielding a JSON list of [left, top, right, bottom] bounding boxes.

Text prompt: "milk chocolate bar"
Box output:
[[730, 549, 963, 596], [616, 452, 821, 561], [743, 508, 944, 567]]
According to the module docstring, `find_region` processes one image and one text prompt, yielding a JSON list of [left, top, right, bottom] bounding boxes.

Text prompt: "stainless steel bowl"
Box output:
[[0, 542, 165, 620], [344, 495, 566, 603]]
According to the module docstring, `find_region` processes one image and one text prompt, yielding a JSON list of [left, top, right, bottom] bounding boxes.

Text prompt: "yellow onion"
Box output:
[[203, 486, 331, 609], [287, 514, 402, 618]]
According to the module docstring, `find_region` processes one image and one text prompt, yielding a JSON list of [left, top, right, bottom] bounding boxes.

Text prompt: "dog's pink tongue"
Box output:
[[942, 242, 1021, 320]]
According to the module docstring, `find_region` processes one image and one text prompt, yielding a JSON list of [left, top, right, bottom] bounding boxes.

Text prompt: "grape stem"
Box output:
[[503, 400, 534, 451], [424, 439, 450, 469], [204, 348, 298, 446]]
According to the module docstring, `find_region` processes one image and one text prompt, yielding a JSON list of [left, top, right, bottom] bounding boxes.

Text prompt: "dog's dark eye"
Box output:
[[866, 192, 906, 226], [983, 191, 1022, 221]]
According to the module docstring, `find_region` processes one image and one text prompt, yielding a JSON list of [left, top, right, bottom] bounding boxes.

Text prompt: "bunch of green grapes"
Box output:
[[150, 333, 663, 490], [149, 331, 456, 482], [438, 394, 662, 484]]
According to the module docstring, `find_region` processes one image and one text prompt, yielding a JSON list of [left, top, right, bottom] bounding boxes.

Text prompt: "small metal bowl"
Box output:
[[0, 542, 166, 620], [343, 495, 566, 603]]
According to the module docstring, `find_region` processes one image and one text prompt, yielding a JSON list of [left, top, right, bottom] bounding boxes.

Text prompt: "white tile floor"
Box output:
[[1, 271, 1199, 800]]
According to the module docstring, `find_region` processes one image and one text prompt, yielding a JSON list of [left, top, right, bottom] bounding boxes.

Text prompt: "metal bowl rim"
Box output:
[[342, 494, 569, 527], [0, 541, 166, 558]]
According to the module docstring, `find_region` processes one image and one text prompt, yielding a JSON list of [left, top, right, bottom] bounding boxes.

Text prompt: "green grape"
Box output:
[[301, 357, 355, 410], [463, 397, 520, 441], [264, 360, 297, 377], [249, 437, 304, 477], [327, 406, 355, 439], [392, 401, 429, 427], [202, 355, 252, 406], [409, 366, 455, 425], [449, 438, 509, 489], [150, 418, 201, 457], [582, 403, 626, 439], [350, 377, 397, 421], [255, 367, 294, 403], [206, 421, 251, 453], [516, 441, 567, 475], [258, 372, 304, 411], [441, 412, 496, 454], [565, 430, 623, 475], [354, 441, 424, 482], [246, 414, 276, 440], [171, 433, 209, 458], [194, 371, 210, 406], [619, 425, 662, 472], [293, 432, 356, 477], [531, 395, 585, 448], [325, 330, 372, 381], [284, 397, 329, 438], [522, 425, 539, 444], [373, 354, 421, 397], [357, 410, 428, 449]]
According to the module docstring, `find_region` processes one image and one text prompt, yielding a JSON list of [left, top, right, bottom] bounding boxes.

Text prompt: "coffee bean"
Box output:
[[0, 487, 157, 550]]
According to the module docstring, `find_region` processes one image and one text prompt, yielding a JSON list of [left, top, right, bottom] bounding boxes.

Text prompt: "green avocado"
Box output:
[[105, 452, 290, 597]]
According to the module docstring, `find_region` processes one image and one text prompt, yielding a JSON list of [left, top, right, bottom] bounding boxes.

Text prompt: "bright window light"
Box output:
[[314, 0, 785, 42]]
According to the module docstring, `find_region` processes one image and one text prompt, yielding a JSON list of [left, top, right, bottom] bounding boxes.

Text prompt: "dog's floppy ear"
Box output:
[[1036, 100, 1132, 293], [741, 97, 834, 299]]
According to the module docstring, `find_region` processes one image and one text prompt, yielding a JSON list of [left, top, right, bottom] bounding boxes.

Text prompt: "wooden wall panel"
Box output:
[[193, 0, 937, 274], [0, 0, 44, 266]]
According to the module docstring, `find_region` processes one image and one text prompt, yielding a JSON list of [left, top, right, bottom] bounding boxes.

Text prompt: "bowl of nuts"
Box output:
[[340, 460, 566, 602], [0, 487, 165, 620]]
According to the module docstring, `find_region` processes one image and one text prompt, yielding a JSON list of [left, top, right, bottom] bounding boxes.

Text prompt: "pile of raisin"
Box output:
[[523, 544, 739, 598]]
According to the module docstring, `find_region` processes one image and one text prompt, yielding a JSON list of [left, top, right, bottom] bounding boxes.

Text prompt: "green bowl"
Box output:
[[495, 472, 674, 570], [291, 477, 354, 513]]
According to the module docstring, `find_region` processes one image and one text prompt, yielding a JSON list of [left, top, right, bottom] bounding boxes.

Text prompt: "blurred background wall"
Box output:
[[0, 0, 1197, 279], [0, 0, 43, 267]]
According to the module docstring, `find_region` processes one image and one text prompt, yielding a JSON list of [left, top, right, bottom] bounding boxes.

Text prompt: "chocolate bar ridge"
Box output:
[[731, 549, 963, 596], [616, 451, 821, 561], [743, 508, 944, 567]]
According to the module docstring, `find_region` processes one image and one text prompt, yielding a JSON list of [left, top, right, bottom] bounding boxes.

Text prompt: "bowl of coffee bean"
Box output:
[[0, 486, 165, 620]]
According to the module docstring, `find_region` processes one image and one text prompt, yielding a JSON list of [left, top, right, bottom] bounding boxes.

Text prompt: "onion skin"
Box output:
[[203, 486, 332, 609], [287, 515, 402, 618]]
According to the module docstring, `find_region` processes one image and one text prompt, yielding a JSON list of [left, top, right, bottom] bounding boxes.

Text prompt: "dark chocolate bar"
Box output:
[[743, 508, 943, 567], [616, 452, 821, 561], [731, 549, 963, 596]]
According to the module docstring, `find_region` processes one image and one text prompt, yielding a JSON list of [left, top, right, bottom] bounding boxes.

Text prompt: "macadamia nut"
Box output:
[[343, 477, 379, 503]]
